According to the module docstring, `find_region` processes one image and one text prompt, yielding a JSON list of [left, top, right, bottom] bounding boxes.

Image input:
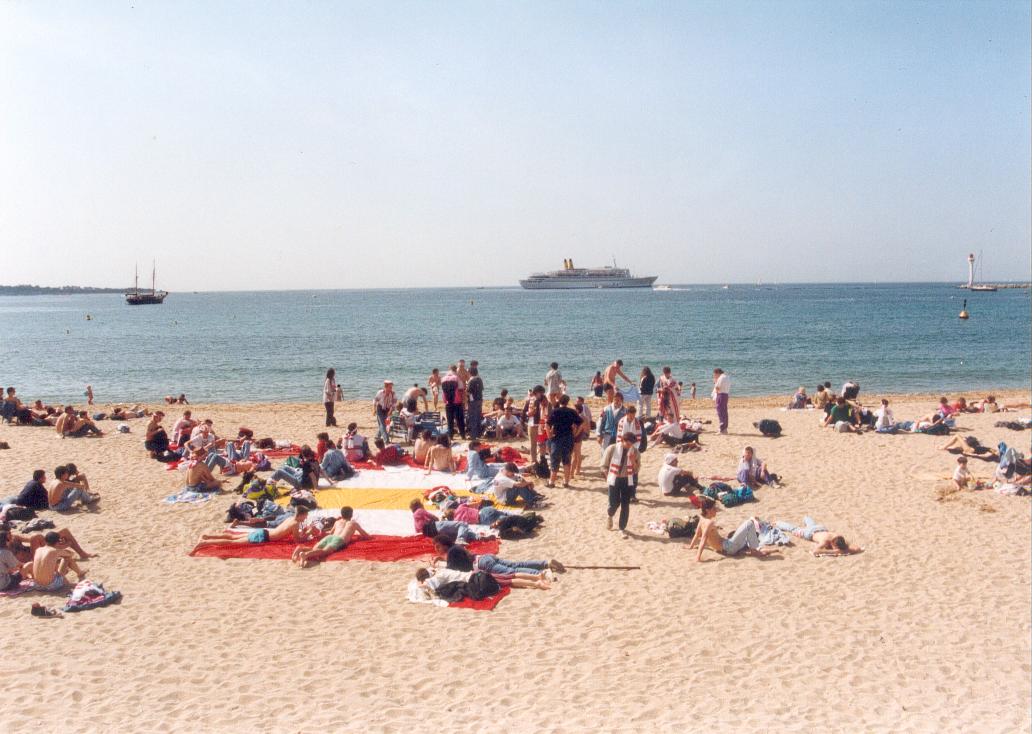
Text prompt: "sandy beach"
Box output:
[[0, 390, 1029, 733]]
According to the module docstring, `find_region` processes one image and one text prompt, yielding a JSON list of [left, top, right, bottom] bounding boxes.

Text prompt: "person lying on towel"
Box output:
[[195, 506, 314, 547]]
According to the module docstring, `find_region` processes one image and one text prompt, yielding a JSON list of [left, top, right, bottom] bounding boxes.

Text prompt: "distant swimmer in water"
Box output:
[[164, 393, 189, 405]]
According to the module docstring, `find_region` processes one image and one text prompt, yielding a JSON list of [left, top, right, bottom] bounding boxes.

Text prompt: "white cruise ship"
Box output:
[[519, 259, 658, 289]]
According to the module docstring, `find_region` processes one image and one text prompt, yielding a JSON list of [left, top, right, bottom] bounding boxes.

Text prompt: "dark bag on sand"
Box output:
[[467, 571, 501, 600], [757, 419, 782, 437], [434, 581, 469, 603], [3, 506, 35, 522], [496, 512, 544, 539], [667, 516, 699, 539], [995, 421, 1028, 431], [534, 455, 550, 479]]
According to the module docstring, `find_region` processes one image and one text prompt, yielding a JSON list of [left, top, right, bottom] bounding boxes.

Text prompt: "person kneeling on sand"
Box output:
[[22, 531, 84, 591], [687, 497, 780, 562], [196, 506, 314, 546], [292, 507, 370, 567], [774, 517, 863, 557]]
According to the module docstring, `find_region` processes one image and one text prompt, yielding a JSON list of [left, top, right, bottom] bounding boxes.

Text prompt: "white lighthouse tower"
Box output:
[[967, 253, 975, 289]]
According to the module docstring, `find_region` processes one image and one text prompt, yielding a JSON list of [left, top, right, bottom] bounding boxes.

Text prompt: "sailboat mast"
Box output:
[[151, 261, 156, 293]]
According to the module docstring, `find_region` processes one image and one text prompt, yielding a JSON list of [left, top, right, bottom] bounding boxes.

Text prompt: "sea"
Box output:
[[1, 283, 1028, 405]]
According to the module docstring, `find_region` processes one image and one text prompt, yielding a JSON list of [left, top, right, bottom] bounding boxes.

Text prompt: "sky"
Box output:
[[1, 1, 1029, 290]]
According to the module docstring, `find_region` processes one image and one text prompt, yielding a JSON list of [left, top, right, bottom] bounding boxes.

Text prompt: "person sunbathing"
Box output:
[[65, 410, 103, 437], [736, 446, 781, 488], [185, 448, 225, 492], [415, 565, 550, 593], [144, 411, 179, 461], [496, 407, 525, 438], [787, 387, 808, 409], [21, 531, 84, 591], [657, 454, 702, 496], [424, 434, 456, 473], [412, 429, 435, 464], [196, 506, 314, 546], [649, 419, 701, 450], [48, 465, 100, 511], [687, 498, 779, 562], [431, 536, 563, 580], [941, 435, 999, 461], [774, 517, 863, 556], [7, 526, 94, 563], [370, 438, 405, 467], [465, 440, 500, 481], [292, 507, 370, 567], [823, 397, 859, 432]]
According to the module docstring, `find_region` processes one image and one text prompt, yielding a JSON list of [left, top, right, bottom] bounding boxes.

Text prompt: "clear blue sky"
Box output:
[[1, 1, 1028, 290]]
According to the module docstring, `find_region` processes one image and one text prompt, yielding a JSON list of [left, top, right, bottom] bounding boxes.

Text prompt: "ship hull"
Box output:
[[519, 276, 657, 290], [125, 292, 168, 305]]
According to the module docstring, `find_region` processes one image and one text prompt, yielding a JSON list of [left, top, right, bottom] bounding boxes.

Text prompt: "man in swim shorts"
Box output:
[[195, 507, 312, 547], [23, 532, 83, 590], [292, 507, 370, 568]]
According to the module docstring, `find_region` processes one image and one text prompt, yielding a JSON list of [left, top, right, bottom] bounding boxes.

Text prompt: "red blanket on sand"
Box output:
[[189, 535, 500, 562], [450, 586, 510, 611]]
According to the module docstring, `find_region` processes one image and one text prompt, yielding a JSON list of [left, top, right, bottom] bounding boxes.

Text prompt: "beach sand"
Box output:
[[0, 390, 1029, 733]]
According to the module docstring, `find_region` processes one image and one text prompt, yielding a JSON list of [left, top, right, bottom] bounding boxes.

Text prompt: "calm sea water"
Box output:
[[1, 284, 1028, 404]]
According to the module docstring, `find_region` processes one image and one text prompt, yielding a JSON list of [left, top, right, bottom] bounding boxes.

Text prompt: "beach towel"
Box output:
[[162, 489, 217, 505], [189, 535, 500, 563], [449, 586, 511, 611], [0, 579, 38, 597]]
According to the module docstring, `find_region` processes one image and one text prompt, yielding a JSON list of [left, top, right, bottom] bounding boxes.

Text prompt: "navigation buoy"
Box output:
[[959, 299, 969, 320]]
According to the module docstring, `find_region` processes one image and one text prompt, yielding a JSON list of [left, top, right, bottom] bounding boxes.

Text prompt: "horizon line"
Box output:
[[3, 279, 1032, 294]]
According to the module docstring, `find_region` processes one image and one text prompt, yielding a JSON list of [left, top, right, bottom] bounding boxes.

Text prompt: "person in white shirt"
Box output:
[[603, 432, 640, 538], [712, 368, 730, 434], [874, 399, 895, 431], [496, 407, 524, 438], [372, 380, 396, 442], [952, 456, 986, 490], [657, 453, 700, 496], [491, 463, 543, 507], [544, 362, 563, 398], [323, 368, 338, 427]]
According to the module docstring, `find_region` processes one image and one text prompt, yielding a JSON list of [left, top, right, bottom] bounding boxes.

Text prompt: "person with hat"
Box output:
[[373, 380, 396, 443], [657, 453, 702, 497]]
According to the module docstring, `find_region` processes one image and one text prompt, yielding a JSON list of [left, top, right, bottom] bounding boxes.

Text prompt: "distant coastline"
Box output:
[[0, 284, 124, 295]]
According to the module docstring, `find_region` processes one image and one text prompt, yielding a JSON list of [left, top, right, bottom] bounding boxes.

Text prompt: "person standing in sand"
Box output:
[[85, 385, 93, 406], [373, 380, 396, 442], [323, 368, 338, 427], [604, 432, 640, 539], [427, 368, 442, 411], [712, 368, 730, 434], [603, 359, 632, 391]]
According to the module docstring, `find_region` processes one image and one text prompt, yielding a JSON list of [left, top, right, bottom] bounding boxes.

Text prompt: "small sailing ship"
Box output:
[[125, 263, 168, 305]]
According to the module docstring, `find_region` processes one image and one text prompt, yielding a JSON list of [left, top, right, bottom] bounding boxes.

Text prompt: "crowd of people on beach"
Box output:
[[1, 365, 1029, 608]]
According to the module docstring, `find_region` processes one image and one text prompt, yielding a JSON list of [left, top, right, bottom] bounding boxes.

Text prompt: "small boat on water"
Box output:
[[126, 263, 168, 305], [519, 258, 657, 289], [653, 285, 672, 292]]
